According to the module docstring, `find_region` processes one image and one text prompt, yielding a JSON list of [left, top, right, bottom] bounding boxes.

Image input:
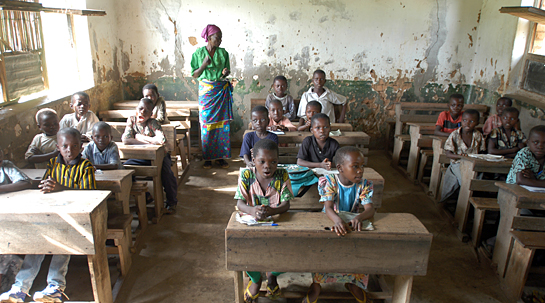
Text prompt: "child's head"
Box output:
[[527, 125, 545, 159], [57, 128, 82, 164], [35, 108, 59, 136], [501, 107, 519, 131], [310, 113, 330, 142], [448, 94, 464, 117], [461, 109, 479, 133], [91, 122, 113, 151], [71, 92, 90, 118], [496, 97, 512, 116], [272, 76, 288, 97], [306, 101, 322, 120], [142, 83, 159, 104], [269, 99, 284, 123], [251, 105, 269, 132], [252, 139, 279, 179], [312, 69, 326, 90], [334, 146, 365, 183], [136, 98, 154, 124]]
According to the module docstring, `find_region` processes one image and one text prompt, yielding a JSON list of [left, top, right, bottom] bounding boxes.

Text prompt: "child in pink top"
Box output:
[[482, 97, 512, 136], [267, 99, 296, 132]]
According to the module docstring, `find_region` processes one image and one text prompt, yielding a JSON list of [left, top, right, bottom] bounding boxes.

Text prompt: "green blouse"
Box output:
[[190, 46, 230, 81]]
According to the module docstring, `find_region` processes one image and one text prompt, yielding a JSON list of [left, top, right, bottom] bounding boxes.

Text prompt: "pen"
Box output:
[[251, 223, 278, 226]]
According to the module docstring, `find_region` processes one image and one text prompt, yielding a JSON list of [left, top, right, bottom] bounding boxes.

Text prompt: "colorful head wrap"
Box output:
[[201, 24, 221, 42]]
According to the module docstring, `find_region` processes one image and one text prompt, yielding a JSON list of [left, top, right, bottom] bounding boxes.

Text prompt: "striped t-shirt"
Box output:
[[435, 110, 463, 134], [44, 154, 96, 189]]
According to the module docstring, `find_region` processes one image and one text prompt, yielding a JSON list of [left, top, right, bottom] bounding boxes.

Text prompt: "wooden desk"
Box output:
[[99, 109, 190, 121], [428, 136, 448, 199], [492, 183, 545, 277], [113, 100, 199, 110], [453, 157, 512, 236], [0, 189, 113, 303], [405, 123, 435, 181], [242, 130, 370, 146], [22, 169, 134, 214], [117, 143, 166, 223], [225, 212, 432, 303]]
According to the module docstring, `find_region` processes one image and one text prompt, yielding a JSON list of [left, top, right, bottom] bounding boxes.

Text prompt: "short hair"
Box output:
[[72, 91, 90, 102], [269, 99, 283, 108], [334, 146, 364, 165], [57, 127, 82, 144], [35, 108, 57, 124], [449, 94, 464, 102], [92, 121, 112, 134], [143, 83, 159, 95], [273, 75, 287, 84], [311, 113, 330, 126], [463, 109, 480, 121], [529, 125, 545, 138], [313, 69, 326, 78], [498, 97, 513, 106], [306, 101, 322, 111], [251, 105, 268, 116], [502, 106, 519, 117], [252, 139, 279, 157], [139, 98, 154, 108]]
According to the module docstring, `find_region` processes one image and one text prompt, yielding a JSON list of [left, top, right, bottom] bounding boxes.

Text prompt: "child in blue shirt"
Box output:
[[82, 122, 122, 170]]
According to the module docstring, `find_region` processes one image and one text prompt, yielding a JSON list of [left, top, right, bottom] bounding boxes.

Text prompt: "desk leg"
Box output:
[[152, 151, 165, 224], [429, 140, 442, 198], [406, 127, 420, 180], [234, 271, 244, 303], [87, 202, 113, 303], [116, 187, 131, 215], [392, 275, 413, 303], [454, 160, 476, 234], [493, 190, 520, 277]]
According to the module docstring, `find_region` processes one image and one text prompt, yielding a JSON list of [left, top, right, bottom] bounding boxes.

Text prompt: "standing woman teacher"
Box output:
[[191, 24, 232, 169]]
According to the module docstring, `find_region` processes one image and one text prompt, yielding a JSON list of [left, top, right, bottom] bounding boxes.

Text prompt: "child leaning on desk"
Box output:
[[302, 146, 374, 303], [82, 122, 122, 170], [1, 128, 96, 303], [506, 125, 545, 187], [487, 107, 526, 159], [297, 113, 340, 170], [234, 139, 294, 302], [440, 109, 486, 203], [122, 98, 178, 214]]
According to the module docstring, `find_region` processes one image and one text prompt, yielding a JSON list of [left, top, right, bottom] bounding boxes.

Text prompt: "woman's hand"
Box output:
[[202, 56, 211, 67], [222, 68, 230, 77]]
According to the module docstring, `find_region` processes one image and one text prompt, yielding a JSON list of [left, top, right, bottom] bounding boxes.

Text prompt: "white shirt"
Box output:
[[297, 87, 346, 122], [25, 133, 58, 169], [59, 111, 99, 139]]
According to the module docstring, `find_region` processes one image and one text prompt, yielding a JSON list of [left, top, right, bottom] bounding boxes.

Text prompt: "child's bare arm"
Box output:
[[324, 200, 348, 236], [243, 154, 254, 167], [434, 125, 450, 137], [488, 138, 519, 156], [297, 158, 331, 169], [517, 169, 545, 187], [445, 150, 464, 160], [297, 118, 310, 131], [39, 177, 68, 193], [264, 200, 290, 216], [27, 149, 59, 163], [338, 103, 347, 123], [0, 180, 32, 193], [237, 199, 266, 220]]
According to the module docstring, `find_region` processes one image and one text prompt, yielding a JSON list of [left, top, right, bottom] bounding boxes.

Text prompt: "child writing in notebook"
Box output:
[[25, 109, 60, 169], [234, 139, 293, 302], [59, 92, 99, 142], [302, 146, 374, 303], [142, 83, 169, 124], [267, 99, 296, 132], [297, 113, 340, 170], [440, 109, 486, 202], [241, 106, 279, 167], [297, 101, 322, 132], [487, 107, 526, 158], [122, 98, 178, 213], [434, 94, 465, 137], [506, 125, 545, 187], [265, 75, 296, 120]]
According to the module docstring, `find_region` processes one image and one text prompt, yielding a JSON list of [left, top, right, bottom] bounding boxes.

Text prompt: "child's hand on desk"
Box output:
[[349, 218, 363, 231], [39, 177, 58, 193], [252, 205, 268, 221], [331, 219, 349, 236], [521, 168, 536, 180], [321, 158, 332, 170]]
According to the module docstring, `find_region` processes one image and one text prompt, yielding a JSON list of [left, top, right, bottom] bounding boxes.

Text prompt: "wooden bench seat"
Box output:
[[107, 214, 133, 277], [130, 182, 149, 248], [468, 197, 499, 247], [417, 149, 434, 185]]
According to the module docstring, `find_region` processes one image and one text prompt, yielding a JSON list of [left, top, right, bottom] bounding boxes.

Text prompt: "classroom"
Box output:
[[0, 0, 545, 302]]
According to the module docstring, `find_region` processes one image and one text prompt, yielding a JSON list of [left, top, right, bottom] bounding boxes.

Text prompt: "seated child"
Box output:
[[506, 125, 545, 187], [0, 149, 31, 294], [25, 108, 60, 169], [241, 106, 279, 167], [267, 99, 296, 132], [142, 83, 169, 124], [434, 93, 465, 137], [234, 139, 293, 302], [297, 69, 347, 123], [0, 128, 96, 303], [59, 92, 99, 142], [297, 113, 340, 170], [440, 109, 486, 202], [483, 97, 512, 136], [122, 98, 178, 213], [82, 122, 122, 170], [298, 101, 322, 132], [303, 146, 374, 303], [487, 107, 526, 158], [265, 75, 296, 120]]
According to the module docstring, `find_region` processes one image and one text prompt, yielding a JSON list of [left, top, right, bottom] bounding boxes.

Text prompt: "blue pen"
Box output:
[[252, 223, 278, 226]]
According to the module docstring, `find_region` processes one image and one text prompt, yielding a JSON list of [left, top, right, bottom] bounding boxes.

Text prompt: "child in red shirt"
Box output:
[[434, 94, 465, 136]]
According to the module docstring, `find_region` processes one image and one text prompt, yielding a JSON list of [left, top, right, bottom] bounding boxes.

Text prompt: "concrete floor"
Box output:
[[19, 149, 514, 302]]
